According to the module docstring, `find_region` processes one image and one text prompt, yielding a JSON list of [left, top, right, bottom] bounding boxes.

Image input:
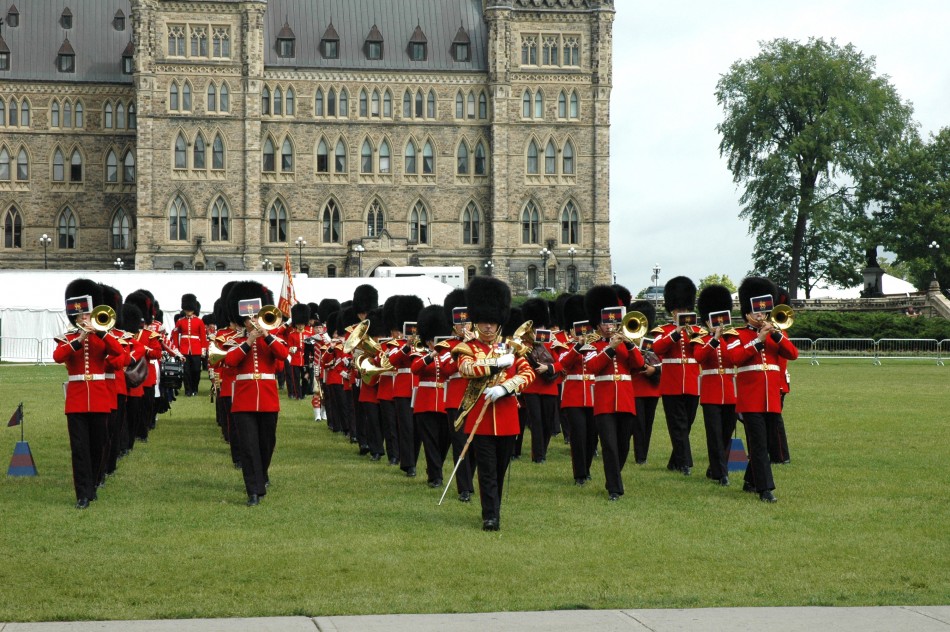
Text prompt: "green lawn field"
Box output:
[[0, 361, 947, 622]]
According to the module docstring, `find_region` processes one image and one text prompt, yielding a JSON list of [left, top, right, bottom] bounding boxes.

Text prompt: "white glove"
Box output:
[[289, 346, 298, 354], [496, 353, 515, 368], [484, 385, 508, 402]]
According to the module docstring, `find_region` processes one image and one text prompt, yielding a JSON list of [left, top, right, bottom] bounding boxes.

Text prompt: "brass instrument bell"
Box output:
[[256, 305, 283, 332], [619, 310, 648, 342], [769, 304, 795, 330], [90, 305, 117, 333], [207, 342, 228, 366]]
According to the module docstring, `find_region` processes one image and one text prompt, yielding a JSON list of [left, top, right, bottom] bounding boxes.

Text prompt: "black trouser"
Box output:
[[288, 365, 305, 399], [350, 385, 365, 446], [633, 396, 659, 464], [447, 408, 474, 495], [663, 394, 699, 470], [361, 401, 384, 457], [417, 411, 451, 484], [105, 394, 126, 476], [523, 393, 557, 463], [219, 396, 241, 466], [473, 434, 515, 523], [233, 411, 278, 497], [513, 399, 527, 457], [565, 406, 596, 481], [378, 399, 399, 462], [395, 396, 419, 471], [183, 354, 202, 395], [325, 383, 345, 433], [135, 390, 154, 441], [125, 395, 142, 450], [67, 412, 108, 502], [769, 392, 791, 463], [741, 412, 776, 493], [702, 403, 737, 480], [595, 412, 634, 496]]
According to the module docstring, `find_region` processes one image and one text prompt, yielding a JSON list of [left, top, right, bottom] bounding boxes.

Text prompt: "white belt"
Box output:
[[564, 374, 594, 381], [662, 358, 697, 365], [418, 381, 445, 388], [736, 364, 780, 373], [181, 335, 201, 339], [106, 374, 116, 380], [700, 368, 734, 377], [594, 374, 632, 382], [396, 368, 413, 375], [447, 372, 462, 380], [235, 372, 277, 381], [68, 373, 107, 382]]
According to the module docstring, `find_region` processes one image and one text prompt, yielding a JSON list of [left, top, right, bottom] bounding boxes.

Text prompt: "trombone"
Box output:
[[250, 305, 283, 333], [618, 311, 648, 342], [769, 304, 795, 330], [88, 305, 117, 333]]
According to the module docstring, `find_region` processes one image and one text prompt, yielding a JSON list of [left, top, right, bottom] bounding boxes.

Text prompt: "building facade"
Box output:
[[0, 0, 613, 292]]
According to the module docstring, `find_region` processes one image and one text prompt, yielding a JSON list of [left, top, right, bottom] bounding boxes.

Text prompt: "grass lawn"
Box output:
[[0, 360, 947, 622]]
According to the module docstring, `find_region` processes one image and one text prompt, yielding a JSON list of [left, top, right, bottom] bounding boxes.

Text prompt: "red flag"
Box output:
[[278, 253, 297, 318], [7, 403, 23, 427]]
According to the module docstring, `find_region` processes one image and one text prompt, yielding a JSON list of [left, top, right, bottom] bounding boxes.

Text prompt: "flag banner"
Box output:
[[238, 298, 262, 318], [66, 295, 93, 315], [573, 320, 591, 336], [278, 253, 297, 318], [535, 329, 552, 343], [7, 441, 38, 477], [750, 294, 774, 314], [601, 306, 625, 326], [7, 403, 22, 427], [676, 312, 698, 327], [403, 322, 418, 338], [728, 437, 749, 472], [452, 307, 470, 324], [708, 310, 732, 328]]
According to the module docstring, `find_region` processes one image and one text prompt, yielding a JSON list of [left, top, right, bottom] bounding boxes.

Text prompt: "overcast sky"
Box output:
[[608, 1, 950, 293]]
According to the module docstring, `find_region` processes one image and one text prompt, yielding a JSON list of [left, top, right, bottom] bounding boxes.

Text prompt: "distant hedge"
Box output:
[[787, 311, 950, 340]]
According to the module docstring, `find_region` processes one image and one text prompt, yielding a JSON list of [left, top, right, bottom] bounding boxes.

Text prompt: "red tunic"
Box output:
[[54, 330, 128, 414], [557, 345, 595, 409], [692, 334, 738, 406], [410, 349, 452, 414], [223, 333, 289, 413], [214, 328, 239, 398], [584, 339, 644, 416], [725, 326, 799, 414], [173, 316, 207, 356], [652, 324, 701, 396], [442, 337, 467, 409], [387, 342, 420, 398], [631, 338, 662, 399], [456, 339, 535, 436]]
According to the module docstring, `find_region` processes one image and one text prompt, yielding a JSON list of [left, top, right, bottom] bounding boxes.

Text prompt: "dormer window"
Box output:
[[321, 22, 339, 59], [58, 38, 75, 73], [113, 10, 125, 31], [6, 5, 18, 28], [408, 25, 427, 62], [451, 25, 471, 62], [122, 40, 133, 74], [365, 24, 383, 60], [61, 7, 72, 30], [276, 21, 295, 58]]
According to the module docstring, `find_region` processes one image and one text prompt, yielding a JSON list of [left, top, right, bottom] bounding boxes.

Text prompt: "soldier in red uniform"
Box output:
[[520, 298, 562, 464], [173, 293, 207, 396], [693, 285, 739, 487], [222, 281, 289, 506], [212, 283, 242, 468], [441, 289, 475, 502], [354, 308, 388, 460], [726, 277, 799, 503], [54, 279, 129, 509], [411, 304, 454, 487], [629, 300, 661, 465], [652, 276, 702, 476], [557, 295, 597, 485], [286, 303, 312, 400], [770, 286, 793, 464], [386, 295, 424, 477], [453, 277, 535, 531]]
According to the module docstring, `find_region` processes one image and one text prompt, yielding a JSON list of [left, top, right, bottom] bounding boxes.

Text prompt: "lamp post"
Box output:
[[113, 257, 125, 270], [353, 244, 365, 277], [39, 233, 52, 269], [483, 260, 494, 276], [567, 247, 577, 292], [262, 258, 271, 270], [539, 247, 551, 289], [294, 236, 306, 272], [651, 263, 661, 309], [929, 240, 940, 280]]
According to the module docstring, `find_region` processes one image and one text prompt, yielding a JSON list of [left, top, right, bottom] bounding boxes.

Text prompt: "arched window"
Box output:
[[558, 91, 567, 118], [286, 87, 295, 115], [21, 100, 30, 126], [175, 134, 187, 169], [70, 149, 83, 182], [16, 148, 28, 180], [415, 90, 424, 118], [378, 139, 391, 174], [410, 201, 429, 244], [63, 101, 72, 128], [322, 200, 341, 243], [211, 195, 231, 241], [123, 150, 136, 182], [544, 140, 557, 175], [3, 206, 22, 248], [268, 200, 287, 242], [359, 89, 368, 117], [521, 201, 540, 244], [52, 148, 65, 181], [456, 141, 469, 175], [52, 101, 61, 127], [561, 201, 579, 244], [262, 86, 271, 115], [522, 90, 531, 118], [474, 141, 487, 176], [193, 134, 206, 169], [570, 91, 579, 118], [215, 262, 227, 271], [383, 90, 392, 117], [324, 87, 336, 116], [170, 82, 180, 111], [315, 88, 324, 116], [427, 90, 436, 118], [367, 200, 384, 237], [262, 137, 275, 172], [335, 139, 347, 173], [0, 100, 4, 126], [422, 141, 434, 175], [116, 103, 126, 129], [527, 140, 539, 175], [128, 103, 136, 129], [212, 135, 224, 170], [405, 141, 417, 174], [207, 83, 217, 111], [173, 262, 184, 270], [360, 139, 373, 173], [106, 150, 118, 182], [467, 92, 475, 119], [404, 90, 413, 118], [0, 148, 7, 182], [75, 102, 84, 127], [104, 102, 114, 128], [182, 82, 192, 111], [169, 195, 188, 241], [455, 92, 464, 119], [58, 207, 77, 249], [8, 98, 16, 126], [463, 201, 480, 245], [219, 85, 229, 113], [339, 88, 349, 116], [371, 89, 380, 116], [281, 138, 294, 172], [316, 138, 329, 173], [274, 87, 284, 115], [479, 91, 488, 119], [534, 90, 543, 118], [111, 208, 130, 249], [563, 140, 575, 175]]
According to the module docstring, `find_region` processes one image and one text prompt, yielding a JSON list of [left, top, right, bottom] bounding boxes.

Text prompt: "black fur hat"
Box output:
[[612, 284, 632, 309], [318, 298, 341, 323], [776, 286, 791, 306], [212, 298, 229, 329], [396, 295, 424, 330], [353, 284, 379, 315], [98, 284, 123, 328], [502, 307, 523, 338], [121, 303, 144, 334], [126, 290, 153, 322], [629, 300, 657, 331], [554, 293, 573, 330], [367, 307, 388, 338], [521, 298, 551, 328], [738, 277, 777, 316], [339, 305, 360, 332], [417, 304, 451, 343], [65, 278, 102, 325], [291, 302, 310, 325], [663, 276, 697, 313], [442, 288, 466, 313], [226, 281, 270, 325], [562, 294, 587, 330], [697, 285, 733, 323], [307, 302, 321, 323], [466, 277, 511, 325], [181, 293, 198, 313], [202, 314, 214, 327], [383, 295, 402, 333], [584, 284, 620, 327]]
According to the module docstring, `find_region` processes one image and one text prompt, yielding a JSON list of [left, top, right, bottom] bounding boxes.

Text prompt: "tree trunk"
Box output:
[[791, 174, 818, 299]]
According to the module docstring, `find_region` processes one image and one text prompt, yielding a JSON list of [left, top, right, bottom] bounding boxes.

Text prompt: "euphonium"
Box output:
[[343, 319, 383, 356], [207, 342, 228, 367], [769, 304, 795, 330], [619, 311, 648, 342], [256, 305, 283, 332], [507, 320, 534, 357], [89, 305, 117, 333]]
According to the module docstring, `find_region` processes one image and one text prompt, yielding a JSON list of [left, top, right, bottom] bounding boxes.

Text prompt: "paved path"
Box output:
[[2, 607, 949, 632]]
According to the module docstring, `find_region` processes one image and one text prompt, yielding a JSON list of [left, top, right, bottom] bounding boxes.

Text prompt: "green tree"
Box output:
[[716, 37, 915, 298], [697, 274, 737, 294]]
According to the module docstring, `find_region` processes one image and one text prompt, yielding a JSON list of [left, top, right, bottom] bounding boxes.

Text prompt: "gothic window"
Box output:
[[58, 207, 77, 248], [51, 101, 60, 127], [479, 92, 488, 119], [262, 137, 275, 172], [327, 88, 336, 116], [527, 140, 539, 175], [521, 36, 537, 65], [558, 91, 567, 118], [322, 200, 341, 243], [69, 149, 83, 182], [422, 141, 434, 175], [427, 90, 436, 118], [367, 200, 384, 237], [410, 201, 428, 244], [193, 134, 206, 169], [75, 102, 83, 127], [190, 26, 208, 57], [371, 89, 380, 117], [534, 91, 543, 118], [474, 141, 487, 176], [561, 201, 579, 244], [383, 90, 392, 117], [128, 103, 136, 128], [315, 88, 324, 116], [405, 141, 417, 174], [111, 208, 130, 249], [262, 86, 270, 115], [3, 206, 22, 248], [522, 90, 531, 118], [124, 150, 136, 182], [105, 102, 114, 128], [62, 101, 71, 127], [521, 201, 540, 244], [281, 138, 294, 172], [268, 200, 287, 242], [175, 134, 187, 169], [0, 147, 8, 181], [404, 90, 412, 118], [379, 139, 391, 174], [316, 138, 329, 173], [207, 83, 217, 111], [564, 36, 580, 67], [273, 87, 283, 115], [182, 82, 192, 111], [286, 87, 295, 115], [360, 139, 372, 173], [53, 148, 65, 181], [213, 27, 231, 58], [544, 140, 557, 175], [339, 89, 349, 116], [467, 92, 475, 119], [211, 197, 230, 241], [15, 148, 27, 180], [570, 91, 579, 118], [542, 36, 558, 66], [359, 89, 368, 117], [456, 92, 463, 119], [462, 201, 480, 245], [334, 139, 347, 173], [219, 85, 229, 112], [415, 90, 423, 118], [563, 140, 575, 175], [169, 83, 179, 111], [212, 135, 224, 170], [457, 141, 469, 175], [106, 150, 118, 182], [169, 195, 188, 240], [7, 97, 15, 125]]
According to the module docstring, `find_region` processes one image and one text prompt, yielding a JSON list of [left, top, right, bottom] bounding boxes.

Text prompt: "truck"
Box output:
[[372, 266, 465, 289]]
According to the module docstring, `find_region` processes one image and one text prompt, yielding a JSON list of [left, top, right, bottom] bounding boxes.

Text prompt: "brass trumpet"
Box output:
[[619, 311, 648, 342], [254, 305, 284, 333], [89, 305, 117, 333], [769, 304, 795, 330]]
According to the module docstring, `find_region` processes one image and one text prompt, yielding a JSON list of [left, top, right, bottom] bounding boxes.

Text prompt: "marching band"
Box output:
[[53, 272, 797, 526]]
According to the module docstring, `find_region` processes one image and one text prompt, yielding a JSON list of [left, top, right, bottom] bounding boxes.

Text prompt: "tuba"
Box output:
[[89, 305, 117, 333], [619, 311, 648, 342], [769, 304, 795, 330]]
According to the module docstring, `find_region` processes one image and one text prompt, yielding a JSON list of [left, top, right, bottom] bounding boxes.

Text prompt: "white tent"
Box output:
[[0, 270, 455, 363], [807, 273, 918, 299]]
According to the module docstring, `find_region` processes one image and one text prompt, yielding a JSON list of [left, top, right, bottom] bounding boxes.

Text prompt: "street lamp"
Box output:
[[262, 258, 271, 270], [294, 236, 306, 272], [539, 248, 551, 288], [651, 263, 661, 309], [353, 244, 365, 277], [39, 233, 52, 269], [567, 247, 577, 292], [113, 257, 125, 270], [929, 241, 940, 280], [483, 260, 494, 276]]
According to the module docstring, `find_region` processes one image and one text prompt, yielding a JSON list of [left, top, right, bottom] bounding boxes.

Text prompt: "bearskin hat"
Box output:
[[64, 278, 102, 325], [121, 303, 144, 334], [663, 276, 697, 314], [318, 298, 341, 324], [697, 285, 733, 323], [325, 310, 340, 337], [417, 304, 451, 343], [291, 303, 310, 326], [126, 290, 154, 322], [226, 281, 270, 325], [367, 307, 388, 338], [98, 284, 123, 328], [353, 284, 379, 315], [629, 300, 657, 331], [339, 304, 360, 331], [307, 302, 321, 323], [383, 295, 402, 333], [521, 298, 551, 329], [466, 277, 511, 325], [442, 288, 466, 313], [738, 277, 777, 316], [612, 284, 632, 310], [502, 307, 523, 338], [562, 294, 587, 331], [212, 298, 228, 329], [584, 284, 620, 327], [396, 295, 424, 330], [776, 286, 791, 306], [554, 293, 572, 330], [181, 293, 198, 313], [202, 314, 214, 327]]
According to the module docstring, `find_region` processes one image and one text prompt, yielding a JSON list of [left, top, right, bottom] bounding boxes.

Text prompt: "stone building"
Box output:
[[0, 0, 613, 293]]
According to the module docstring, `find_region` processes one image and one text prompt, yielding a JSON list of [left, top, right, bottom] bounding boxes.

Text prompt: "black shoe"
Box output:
[[388, 457, 399, 466], [719, 476, 730, 487], [458, 491, 471, 503], [246, 494, 260, 506], [406, 467, 417, 478], [608, 493, 620, 502], [428, 479, 443, 488], [681, 466, 692, 476], [742, 481, 756, 493], [233, 461, 242, 469], [358, 446, 371, 456], [510, 454, 521, 461], [75, 498, 90, 510], [482, 519, 499, 531], [574, 478, 587, 486], [636, 459, 646, 465], [264, 480, 270, 489], [370, 454, 382, 462], [759, 491, 777, 503]]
